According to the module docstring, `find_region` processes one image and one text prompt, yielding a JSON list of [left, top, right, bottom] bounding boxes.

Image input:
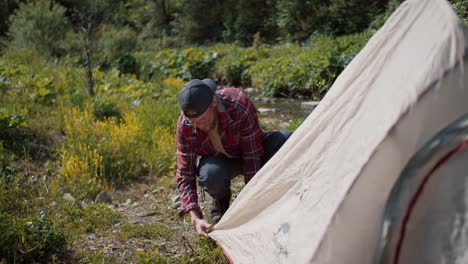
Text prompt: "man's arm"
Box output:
[[189, 210, 213, 236], [176, 119, 202, 218], [175, 119, 214, 235]]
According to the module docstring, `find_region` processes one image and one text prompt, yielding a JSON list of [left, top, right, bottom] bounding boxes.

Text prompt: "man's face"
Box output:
[[185, 105, 216, 132]]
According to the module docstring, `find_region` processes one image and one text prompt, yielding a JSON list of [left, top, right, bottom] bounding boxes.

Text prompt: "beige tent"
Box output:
[[209, 0, 468, 263]]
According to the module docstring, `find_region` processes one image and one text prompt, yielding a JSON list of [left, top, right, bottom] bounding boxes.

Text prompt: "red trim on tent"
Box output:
[[216, 240, 234, 264], [393, 140, 468, 264]]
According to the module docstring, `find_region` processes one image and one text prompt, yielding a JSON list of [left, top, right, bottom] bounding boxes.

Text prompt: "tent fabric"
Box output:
[[209, 0, 468, 263], [375, 113, 468, 264], [396, 142, 468, 264]]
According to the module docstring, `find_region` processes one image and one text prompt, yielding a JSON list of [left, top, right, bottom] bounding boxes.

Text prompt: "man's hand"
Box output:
[[190, 210, 213, 236]]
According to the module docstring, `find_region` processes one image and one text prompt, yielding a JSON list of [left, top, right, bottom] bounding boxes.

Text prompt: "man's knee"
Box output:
[[198, 158, 232, 198], [262, 130, 292, 164]]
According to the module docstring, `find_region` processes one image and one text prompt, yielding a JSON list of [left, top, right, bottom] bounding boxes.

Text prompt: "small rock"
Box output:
[[257, 107, 280, 113], [63, 193, 75, 203], [301, 101, 320, 109], [95, 191, 113, 204], [81, 199, 93, 208], [123, 198, 132, 206]]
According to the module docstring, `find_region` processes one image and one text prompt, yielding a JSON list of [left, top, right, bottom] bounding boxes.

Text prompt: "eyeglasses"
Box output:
[[185, 107, 213, 127]]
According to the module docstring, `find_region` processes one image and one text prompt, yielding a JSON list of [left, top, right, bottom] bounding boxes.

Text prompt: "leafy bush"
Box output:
[[214, 45, 270, 86], [451, 0, 468, 25], [52, 75, 180, 198], [0, 170, 66, 263], [135, 237, 228, 264], [93, 98, 122, 122], [249, 33, 371, 99], [138, 48, 217, 81], [97, 25, 139, 74], [55, 203, 120, 237], [0, 211, 66, 263], [7, 0, 70, 57]]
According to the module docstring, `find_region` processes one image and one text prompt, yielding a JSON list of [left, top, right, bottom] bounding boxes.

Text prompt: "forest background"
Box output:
[[1, 0, 467, 263]]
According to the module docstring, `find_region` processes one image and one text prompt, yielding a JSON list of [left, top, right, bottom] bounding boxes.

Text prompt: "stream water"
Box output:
[[245, 88, 319, 129]]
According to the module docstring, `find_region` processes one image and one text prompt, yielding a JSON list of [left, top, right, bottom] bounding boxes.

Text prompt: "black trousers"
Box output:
[[197, 130, 292, 203]]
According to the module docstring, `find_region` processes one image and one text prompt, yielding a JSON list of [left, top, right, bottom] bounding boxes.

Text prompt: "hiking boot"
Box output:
[[210, 193, 231, 223]]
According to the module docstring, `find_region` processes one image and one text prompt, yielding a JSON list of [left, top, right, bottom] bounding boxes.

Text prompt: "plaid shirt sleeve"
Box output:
[[175, 116, 202, 218], [239, 98, 264, 184]]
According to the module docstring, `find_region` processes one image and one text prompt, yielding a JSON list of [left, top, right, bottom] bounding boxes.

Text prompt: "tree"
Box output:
[[276, 0, 327, 42], [322, 0, 379, 35], [0, 0, 20, 37], [234, 0, 275, 46], [7, 0, 70, 57], [177, 0, 224, 44], [57, 0, 126, 96]]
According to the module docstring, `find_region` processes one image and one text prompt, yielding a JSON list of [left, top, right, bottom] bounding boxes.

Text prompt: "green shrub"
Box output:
[[451, 0, 468, 25], [249, 33, 371, 99], [214, 45, 270, 86], [7, 0, 70, 57], [0, 171, 66, 263], [182, 48, 218, 80], [98, 26, 139, 75], [55, 203, 120, 238], [0, 211, 66, 263], [93, 98, 122, 122], [138, 48, 217, 81]]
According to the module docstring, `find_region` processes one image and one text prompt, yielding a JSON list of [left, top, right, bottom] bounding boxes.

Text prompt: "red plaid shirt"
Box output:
[[176, 87, 264, 217]]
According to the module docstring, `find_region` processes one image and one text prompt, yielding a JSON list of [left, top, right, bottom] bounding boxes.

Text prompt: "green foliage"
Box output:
[[323, 0, 380, 35], [249, 33, 371, 99], [140, 48, 217, 81], [182, 48, 218, 80], [55, 203, 120, 237], [0, 58, 57, 124], [118, 222, 173, 240], [0, 170, 66, 263], [368, 0, 402, 32], [135, 237, 228, 264], [0, 211, 66, 263], [7, 0, 70, 57], [234, 0, 270, 46], [276, 0, 326, 42], [287, 117, 306, 131], [450, 0, 468, 25], [214, 45, 270, 86], [178, 0, 223, 44], [97, 25, 139, 74], [0, 0, 19, 37], [93, 98, 122, 122]]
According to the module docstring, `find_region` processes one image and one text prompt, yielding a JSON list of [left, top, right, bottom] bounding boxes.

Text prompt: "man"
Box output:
[[176, 78, 292, 236]]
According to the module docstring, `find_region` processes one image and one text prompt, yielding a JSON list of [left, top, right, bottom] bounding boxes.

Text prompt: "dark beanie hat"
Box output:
[[178, 79, 217, 118]]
